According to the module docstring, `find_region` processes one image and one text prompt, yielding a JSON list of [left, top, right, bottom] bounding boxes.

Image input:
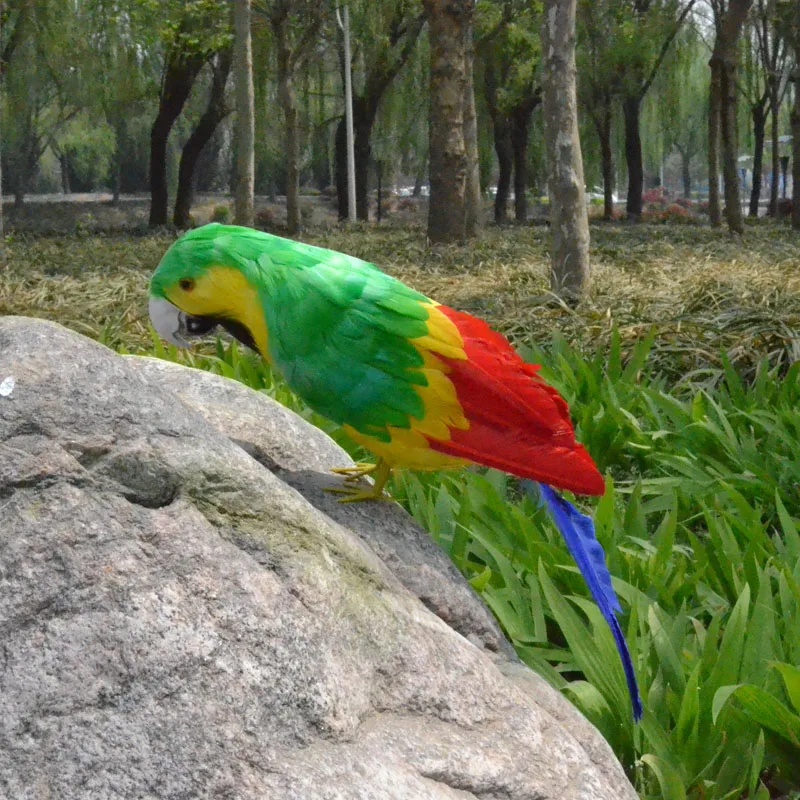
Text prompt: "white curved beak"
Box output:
[[149, 296, 190, 348]]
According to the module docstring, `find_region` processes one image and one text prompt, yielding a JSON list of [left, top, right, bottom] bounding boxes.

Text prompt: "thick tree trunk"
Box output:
[[720, 64, 745, 232], [542, 0, 590, 303], [234, 0, 255, 227], [708, 59, 722, 226], [149, 52, 205, 227], [748, 102, 766, 217], [710, 0, 753, 234], [511, 107, 531, 223], [769, 88, 780, 215], [174, 49, 232, 229], [493, 116, 512, 224], [463, 18, 482, 237], [623, 95, 644, 218], [423, 0, 471, 243], [354, 101, 378, 221]]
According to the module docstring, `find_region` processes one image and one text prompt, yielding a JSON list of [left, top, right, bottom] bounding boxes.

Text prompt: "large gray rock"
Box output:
[[0, 316, 637, 800]]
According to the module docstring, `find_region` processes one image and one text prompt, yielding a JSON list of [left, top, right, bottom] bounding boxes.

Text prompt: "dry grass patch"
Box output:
[[1, 219, 798, 379]]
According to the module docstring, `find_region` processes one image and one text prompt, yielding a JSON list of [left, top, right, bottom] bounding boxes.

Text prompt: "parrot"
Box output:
[[149, 223, 643, 721]]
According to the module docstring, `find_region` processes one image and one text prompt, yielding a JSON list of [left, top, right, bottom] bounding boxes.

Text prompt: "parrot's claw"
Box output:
[[325, 459, 393, 502], [330, 462, 378, 482], [324, 484, 394, 503]]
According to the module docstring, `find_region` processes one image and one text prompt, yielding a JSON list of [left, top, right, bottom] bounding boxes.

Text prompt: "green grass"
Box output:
[[3, 218, 800, 798]]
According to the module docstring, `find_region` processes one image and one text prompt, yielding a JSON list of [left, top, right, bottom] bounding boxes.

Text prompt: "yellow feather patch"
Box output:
[[165, 265, 270, 360], [410, 303, 467, 361]]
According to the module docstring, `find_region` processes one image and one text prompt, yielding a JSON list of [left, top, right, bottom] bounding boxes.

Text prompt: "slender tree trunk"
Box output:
[[792, 75, 800, 230], [594, 98, 614, 220], [623, 94, 644, 218], [335, 118, 347, 220], [423, 0, 471, 243], [542, 0, 590, 303], [0, 101, 4, 260], [463, 17, 482, 237], [493, 116, 512, 224], [174, 49, 233, 229], [769, 87, 780, 215], [681, 150, 692, 198], [112, 117, 124, 206], [708, 59, 723, 226], [149, 53, 205, 226], [234, 0, 255, 227], [59, 153, 70, 195], [749, 102, 766, 217], [412, 149, 427, 196], [273, 12, 301, 233]]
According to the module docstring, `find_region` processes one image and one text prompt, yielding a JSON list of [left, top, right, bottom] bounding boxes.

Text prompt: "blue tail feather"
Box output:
[[526, 481, 643, 722]]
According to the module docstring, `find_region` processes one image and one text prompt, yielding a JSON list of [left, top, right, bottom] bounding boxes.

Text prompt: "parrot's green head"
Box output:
[[149, 224, 269, 357]]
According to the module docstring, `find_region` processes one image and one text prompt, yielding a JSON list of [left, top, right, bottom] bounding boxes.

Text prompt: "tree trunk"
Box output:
[[112, 117, 124, 207], [792, 75, 800, 230], [623, 95, 644, 218], [423, 0, 471, 243], [412, 149, 427, 196], [149, 52, 205, 227], [493, 116, 512, 224], [335, 118, 347, 219], [542, 0, 590, 303], [273, 12, 300, 234], [720, 65, 745, 232], [234, 0, 255, 227], [748, 102, 766, 217], [681, 150, 692, 199], [710, 0, 754, 234], [708, 58, 722, 226], [769, 87, 780, 215], [593, 98, 614, 220], [59, 153, 71, 195], [463, 17, 482, 237], [0, 103, 4, 260], [354, 100, 377, 221], [174, 49, 232, 229], [511, 106, 531, 223]]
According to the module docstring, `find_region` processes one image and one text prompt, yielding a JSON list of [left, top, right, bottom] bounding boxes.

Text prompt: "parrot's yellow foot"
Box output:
[[324, 460, 393, 503], [325, 484, 394, 503], [329, 462, 378, 482]]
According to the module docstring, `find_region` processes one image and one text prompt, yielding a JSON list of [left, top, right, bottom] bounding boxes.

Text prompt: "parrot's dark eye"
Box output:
[[179, 278, 195, 291]]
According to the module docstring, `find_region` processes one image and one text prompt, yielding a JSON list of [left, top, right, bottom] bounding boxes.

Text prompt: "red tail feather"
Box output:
[[428, 306, 604, 496]]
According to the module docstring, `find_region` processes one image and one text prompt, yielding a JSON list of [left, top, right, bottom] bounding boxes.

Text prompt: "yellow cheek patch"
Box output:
[[165, 265, 269, 359]]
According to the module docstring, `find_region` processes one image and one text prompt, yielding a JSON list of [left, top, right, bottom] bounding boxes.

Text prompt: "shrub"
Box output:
[[211, 205, 231, 223], [255, 206, 276, 230]]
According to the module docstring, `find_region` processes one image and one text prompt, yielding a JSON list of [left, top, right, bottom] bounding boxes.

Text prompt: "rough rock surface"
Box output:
[[0, 316, 637, 800]]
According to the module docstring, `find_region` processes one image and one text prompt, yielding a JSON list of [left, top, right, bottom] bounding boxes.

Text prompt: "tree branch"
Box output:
[[640, 0, 698, 99]]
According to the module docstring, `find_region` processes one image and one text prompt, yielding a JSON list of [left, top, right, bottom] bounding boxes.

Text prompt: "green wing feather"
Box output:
[[158, 225, 434, 442]]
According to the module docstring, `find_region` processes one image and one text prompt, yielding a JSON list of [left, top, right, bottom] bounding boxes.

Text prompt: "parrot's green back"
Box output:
[[151, 224, 435, 442]]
